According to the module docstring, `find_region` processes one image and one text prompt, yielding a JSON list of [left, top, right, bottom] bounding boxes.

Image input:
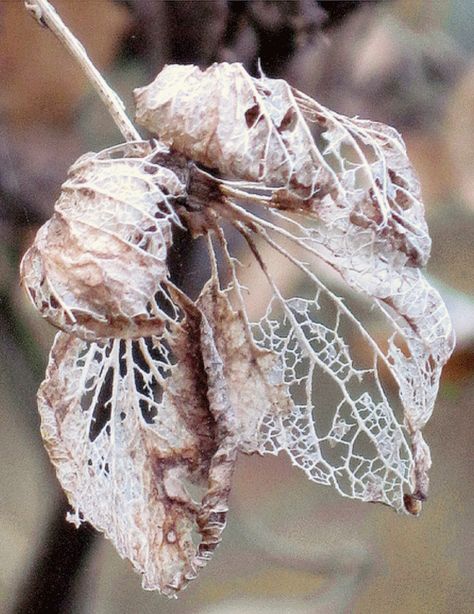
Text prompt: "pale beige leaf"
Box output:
[[38, 303, 238, 595], [134, 62, 454, 512], [134, 62, 430, 266], [20, 141, 183, 340]]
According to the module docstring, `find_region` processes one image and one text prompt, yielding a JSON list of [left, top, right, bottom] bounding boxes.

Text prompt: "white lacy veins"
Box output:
[[21, 62, 454, 595]]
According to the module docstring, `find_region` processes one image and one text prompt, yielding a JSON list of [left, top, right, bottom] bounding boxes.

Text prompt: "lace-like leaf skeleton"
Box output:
[[20, 61, 454, 596]]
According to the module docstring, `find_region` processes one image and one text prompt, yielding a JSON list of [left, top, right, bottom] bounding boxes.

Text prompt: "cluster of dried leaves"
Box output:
[[20, 62, 454, 596]]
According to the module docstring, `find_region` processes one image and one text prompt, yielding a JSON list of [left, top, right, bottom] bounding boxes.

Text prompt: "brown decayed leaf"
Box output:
[[134, 62, 454, 511], [20, 141, 184, 340], [37, 300, 234, 595], [24, 61, 455, 596]]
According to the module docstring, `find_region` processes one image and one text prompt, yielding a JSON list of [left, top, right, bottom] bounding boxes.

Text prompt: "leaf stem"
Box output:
[[24, 0, 141, 142]]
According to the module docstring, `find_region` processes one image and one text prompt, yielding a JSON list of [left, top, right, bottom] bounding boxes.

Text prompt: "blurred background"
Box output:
[[1, 1, 473, 612]]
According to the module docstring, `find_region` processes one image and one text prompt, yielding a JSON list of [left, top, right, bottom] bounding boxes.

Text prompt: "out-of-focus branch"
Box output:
[[11, 495, 97, 614]]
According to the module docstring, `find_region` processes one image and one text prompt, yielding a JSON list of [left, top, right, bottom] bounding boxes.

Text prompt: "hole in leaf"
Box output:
[[88, 367, 113, 442], [278, 108, 297, 132], [245, 103, 261, 129]]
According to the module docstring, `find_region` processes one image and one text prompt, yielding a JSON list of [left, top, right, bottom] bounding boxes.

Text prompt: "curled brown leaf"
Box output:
[[20, 141, 183, 340], [23, 60, 455, 597]]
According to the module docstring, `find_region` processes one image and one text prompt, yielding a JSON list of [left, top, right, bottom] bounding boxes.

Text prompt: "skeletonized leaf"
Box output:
[[202, 228, 419, 512], [38, 296, 238, 595], [24, 61, 455, 598], [20, 141, 184, 340], [135, 62, 454, 512]]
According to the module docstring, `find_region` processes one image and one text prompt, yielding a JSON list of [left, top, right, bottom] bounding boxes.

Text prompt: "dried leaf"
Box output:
[[38, 293, 239, 595], [135, 62, 454, 511], [20, 141, 184, 340], [134, 62, 432, 264], [23, 61, 454, 597]]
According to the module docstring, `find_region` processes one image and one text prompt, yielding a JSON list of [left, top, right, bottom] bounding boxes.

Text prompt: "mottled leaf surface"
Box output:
[[21, 141, 183, 340], [37, 293, 237, 594], [23, 62, 454, 596], [135, 62, 454, 511]]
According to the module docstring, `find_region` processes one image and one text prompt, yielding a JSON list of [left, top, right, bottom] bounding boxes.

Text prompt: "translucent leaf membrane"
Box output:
[[38, 293, 237, 596], [135, 62, 454, 512], [26, 62, 455, 597], [38, 272, 293, 594], [20, 141, 184, 340]]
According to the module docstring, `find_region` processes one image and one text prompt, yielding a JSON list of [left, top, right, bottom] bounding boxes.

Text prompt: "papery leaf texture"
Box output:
[[135, 62, 454, 507], [21, 62, 454, 595], [20, 141, 184, 340], [38, 283, 237, 595]]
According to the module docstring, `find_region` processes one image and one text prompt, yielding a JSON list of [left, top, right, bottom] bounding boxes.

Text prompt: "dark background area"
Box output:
[[1, 1, 474, 612]]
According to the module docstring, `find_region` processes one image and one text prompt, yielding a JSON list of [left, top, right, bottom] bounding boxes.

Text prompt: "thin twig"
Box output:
[[24, 0, 141, 142]]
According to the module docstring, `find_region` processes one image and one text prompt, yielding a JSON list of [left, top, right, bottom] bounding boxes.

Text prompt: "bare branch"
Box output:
[[24, 0, 141, 142]]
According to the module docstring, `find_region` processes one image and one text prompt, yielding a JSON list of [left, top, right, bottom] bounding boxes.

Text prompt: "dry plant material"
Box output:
[[21, 54, 454, 595], [21, 141, 184, 340]]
